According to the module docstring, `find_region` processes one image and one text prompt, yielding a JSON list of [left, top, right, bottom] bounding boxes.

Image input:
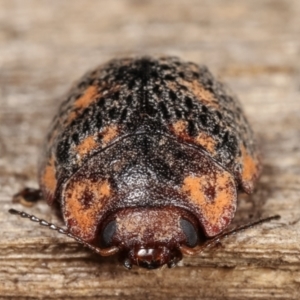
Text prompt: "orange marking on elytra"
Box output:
[[100, 125, 119, 145], [182, 171, 236, 236], [241, 146, 258, 181], [64, 178, 111, 240], [76, 135, 97, 157], [195, 132, 216, 154], [240, 146, 259, 192], [41, 156, 57, 195], [171, 121, 216, 154], [180, 79, 219, 109], [67, 86, 98, 123], [74, 85, 98, 109], [171, 120, 188, 137], [67, 111, 77, 124]]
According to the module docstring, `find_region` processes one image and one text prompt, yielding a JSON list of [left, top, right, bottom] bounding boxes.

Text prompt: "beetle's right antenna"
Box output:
[[180, 214, 281, 255], [8, 209, 119, 257]]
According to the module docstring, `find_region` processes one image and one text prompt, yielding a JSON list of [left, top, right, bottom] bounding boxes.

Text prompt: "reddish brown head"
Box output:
[[98, 207, 201, 269], [8, 207, 280, 271]]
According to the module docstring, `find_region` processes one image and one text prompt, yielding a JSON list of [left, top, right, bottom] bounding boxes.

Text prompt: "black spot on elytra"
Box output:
[[175, 109, 182, 118], [165, 74, 175, 81], [97, 98, 105, 108], [206, 86, 215, 94], [126, 95, 133, 105], [112, 91, 120, 100], [169, 90, 177, 101], [192, 72, 200, 79], [202, 105, 208, 113], [128, 79, 136, 90], [216, 111, 222, 120], [109, 107, 118, 119], [158, 102, 170, 119], [179, 84, 188, 91], [72, 132, 80, 145], [187, 120, 197, 137], [184, 96, 193, 110], [153, 85, 161, 96], [145, 102, 156, 116], [199, 114, 208, 127], [83, 119, 90, 133], [212, 124, 220, 135], [160, 64, 171, 71], [56, 139, 70, 164], [96, 115, 102, 128], [150, 70, 159, 79], [120, 108, 128, 123], [178, 72, 185, 79], [221, 131, 229, 147]]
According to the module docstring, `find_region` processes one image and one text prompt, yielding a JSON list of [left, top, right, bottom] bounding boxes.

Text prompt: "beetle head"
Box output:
[[99, 207, 201, 269], [9, 208, 280, 269]]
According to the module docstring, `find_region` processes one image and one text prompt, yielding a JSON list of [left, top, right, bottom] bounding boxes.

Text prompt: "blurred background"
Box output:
[[1, 1, 300, 299]]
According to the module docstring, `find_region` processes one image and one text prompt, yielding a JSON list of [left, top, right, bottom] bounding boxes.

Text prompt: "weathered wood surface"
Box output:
[[0, 0, 300, 299]]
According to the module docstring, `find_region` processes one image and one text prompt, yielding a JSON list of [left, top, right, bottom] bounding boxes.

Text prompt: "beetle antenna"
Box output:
[[8, 208, 118, 257], [180, 214, 281, 255]]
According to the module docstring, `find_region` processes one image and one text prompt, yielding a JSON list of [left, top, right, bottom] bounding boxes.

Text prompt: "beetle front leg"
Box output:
[[12, 187, 43, 207]]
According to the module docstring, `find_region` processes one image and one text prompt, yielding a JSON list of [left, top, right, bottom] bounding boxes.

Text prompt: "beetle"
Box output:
[[9, 56, 279, 269]]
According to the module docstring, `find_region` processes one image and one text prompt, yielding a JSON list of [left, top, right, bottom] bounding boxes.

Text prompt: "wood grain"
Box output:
[[1, 0, 300, 299]]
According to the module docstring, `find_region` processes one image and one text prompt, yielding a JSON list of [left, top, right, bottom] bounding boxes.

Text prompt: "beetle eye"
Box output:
[[180, 219, 198, 247], [101, 220, 117, 247]]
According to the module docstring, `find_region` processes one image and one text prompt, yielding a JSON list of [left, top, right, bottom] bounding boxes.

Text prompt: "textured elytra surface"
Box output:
[[43, 57, 258, 195]]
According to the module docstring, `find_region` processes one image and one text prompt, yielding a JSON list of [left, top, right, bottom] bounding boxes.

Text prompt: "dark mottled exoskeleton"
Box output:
[[10, 56, 279, 269]]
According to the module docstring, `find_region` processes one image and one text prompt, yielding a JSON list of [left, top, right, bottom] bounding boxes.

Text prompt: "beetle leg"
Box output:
[[12, 187, 43, 207]]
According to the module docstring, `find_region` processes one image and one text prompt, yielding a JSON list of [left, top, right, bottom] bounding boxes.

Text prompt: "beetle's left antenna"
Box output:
[[8, 209, 118, 256]]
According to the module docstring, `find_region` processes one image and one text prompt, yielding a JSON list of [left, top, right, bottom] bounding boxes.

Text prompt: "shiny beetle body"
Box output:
[[14, 57, 263, 269]]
